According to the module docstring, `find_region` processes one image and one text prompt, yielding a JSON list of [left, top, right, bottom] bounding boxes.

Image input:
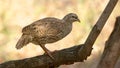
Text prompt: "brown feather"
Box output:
[[16, 34, 32, 49], [16, 13, 80, 59]]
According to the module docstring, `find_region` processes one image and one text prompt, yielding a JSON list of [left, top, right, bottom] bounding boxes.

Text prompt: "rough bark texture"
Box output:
[[97, 16, 120, 68], [0, 0, 118, 68], [78, 0, 118, 60], [0, 45, 84, 68]]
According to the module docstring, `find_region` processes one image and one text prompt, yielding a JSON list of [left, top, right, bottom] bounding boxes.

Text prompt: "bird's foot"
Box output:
[[44, 50, 55, 60]]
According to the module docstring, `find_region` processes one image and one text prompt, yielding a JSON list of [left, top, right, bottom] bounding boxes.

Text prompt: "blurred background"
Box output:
[[0, 0, 120, 68]]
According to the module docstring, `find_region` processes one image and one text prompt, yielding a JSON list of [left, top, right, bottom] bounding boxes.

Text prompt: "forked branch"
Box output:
[[0, 0, 118, 68]]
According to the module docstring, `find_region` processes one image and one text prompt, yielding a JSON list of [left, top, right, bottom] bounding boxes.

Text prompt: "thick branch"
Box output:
[[0, 0, 118, 68], [0, 45, 84, 68], [97, 16, 120, 68], [78, 0, 118, 60]]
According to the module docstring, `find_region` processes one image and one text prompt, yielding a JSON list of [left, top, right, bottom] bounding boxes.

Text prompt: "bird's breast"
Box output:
[[31, 22, 73, 44], [60, 23, 72, 38]]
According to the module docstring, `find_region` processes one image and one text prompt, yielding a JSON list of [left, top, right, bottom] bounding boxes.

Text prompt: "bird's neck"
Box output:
[[63, 19, 73, 30], [62, 19, 73, 24], [62, 20, 73, 36]]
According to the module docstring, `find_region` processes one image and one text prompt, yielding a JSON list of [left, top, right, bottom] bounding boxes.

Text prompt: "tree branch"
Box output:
[[0, 45, 83, 68], [97, 16, 120, 68], [0, 0, 118, 68], [78, 0, 118, 60]]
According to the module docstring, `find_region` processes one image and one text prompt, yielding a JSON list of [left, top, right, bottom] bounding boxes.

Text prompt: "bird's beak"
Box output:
[[77, 18, 80, 23]]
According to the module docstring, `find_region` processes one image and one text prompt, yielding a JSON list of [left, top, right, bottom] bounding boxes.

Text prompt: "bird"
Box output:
[[16, 13, 80, 60]]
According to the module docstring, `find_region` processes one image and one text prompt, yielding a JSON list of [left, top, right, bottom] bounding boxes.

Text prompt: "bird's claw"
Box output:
[[44, 50, 55, 60]]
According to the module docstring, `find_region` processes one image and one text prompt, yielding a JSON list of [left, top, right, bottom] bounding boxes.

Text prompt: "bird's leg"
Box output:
[[39, 44, 54, 60]]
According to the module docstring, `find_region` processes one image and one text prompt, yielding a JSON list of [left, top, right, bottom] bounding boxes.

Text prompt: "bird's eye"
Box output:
[[72, 16, 77, 19]]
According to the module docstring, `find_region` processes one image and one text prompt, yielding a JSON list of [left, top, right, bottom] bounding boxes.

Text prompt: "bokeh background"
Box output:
[[0, 0, 120, 68]]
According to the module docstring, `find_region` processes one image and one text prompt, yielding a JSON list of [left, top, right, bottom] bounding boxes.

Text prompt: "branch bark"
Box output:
[[0, 0, 118, 68], [97, 16, 120, 68], [78, 0, 118, 60]]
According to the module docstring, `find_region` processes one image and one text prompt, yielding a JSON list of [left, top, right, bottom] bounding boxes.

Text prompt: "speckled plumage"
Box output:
[[16, 13, 80, 59]]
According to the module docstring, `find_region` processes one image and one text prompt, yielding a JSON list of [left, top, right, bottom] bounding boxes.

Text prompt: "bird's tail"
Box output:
[[16, 34, 32, 49]]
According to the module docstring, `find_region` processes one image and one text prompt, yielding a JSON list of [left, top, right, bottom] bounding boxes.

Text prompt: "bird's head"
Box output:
[[63, 13, 80, 23]]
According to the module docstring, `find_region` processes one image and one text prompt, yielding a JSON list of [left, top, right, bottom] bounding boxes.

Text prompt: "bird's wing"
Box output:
[[22, 18, 63, 37]]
